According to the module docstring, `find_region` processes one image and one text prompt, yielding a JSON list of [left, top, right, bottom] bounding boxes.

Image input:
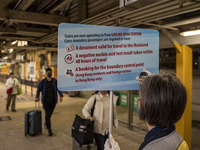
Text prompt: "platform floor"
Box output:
[[0, 82, 199, 150]]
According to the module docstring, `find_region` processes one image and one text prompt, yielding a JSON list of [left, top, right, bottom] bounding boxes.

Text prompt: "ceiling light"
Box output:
[[180, 29, 200, 36], [11, 40, 18, 45], [17, 40, 28, 46]]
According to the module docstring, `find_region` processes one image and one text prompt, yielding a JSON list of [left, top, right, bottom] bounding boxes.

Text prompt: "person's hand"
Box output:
[[35, 98, 39, 102], [59, 97, 63, 102], [13, 85, 18, 88], [87, 116, 94, 122]]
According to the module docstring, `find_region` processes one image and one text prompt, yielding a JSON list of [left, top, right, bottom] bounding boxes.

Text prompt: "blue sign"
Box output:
[[58, 23, 159, 91]]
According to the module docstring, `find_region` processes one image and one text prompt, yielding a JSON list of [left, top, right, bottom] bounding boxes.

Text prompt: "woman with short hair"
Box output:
[[138, 70, 189, 150]]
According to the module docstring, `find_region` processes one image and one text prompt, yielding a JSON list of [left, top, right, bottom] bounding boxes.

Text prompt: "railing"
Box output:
[[21, 78, 39, 97]]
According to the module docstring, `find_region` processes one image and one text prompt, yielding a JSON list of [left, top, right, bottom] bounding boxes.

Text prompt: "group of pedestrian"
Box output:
[[5, 68, 189, 150]]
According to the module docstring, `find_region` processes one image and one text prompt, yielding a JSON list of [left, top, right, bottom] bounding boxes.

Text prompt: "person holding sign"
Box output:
[[35, 68, 63, 136], [82, 91, 118, 150], [105, 70, 189, 150]]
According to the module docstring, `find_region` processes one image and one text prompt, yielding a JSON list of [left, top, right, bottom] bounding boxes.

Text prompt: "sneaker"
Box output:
[[48, 129, 53, 136], [11, 109, 16, 112]]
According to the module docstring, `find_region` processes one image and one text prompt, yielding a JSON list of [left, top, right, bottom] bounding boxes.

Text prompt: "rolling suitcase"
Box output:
[[72, 138, 97, 150], [25, 102, 42, 136]]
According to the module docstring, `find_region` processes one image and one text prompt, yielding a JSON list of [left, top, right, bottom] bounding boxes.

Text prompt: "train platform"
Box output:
[[0, 82, 200, 150]]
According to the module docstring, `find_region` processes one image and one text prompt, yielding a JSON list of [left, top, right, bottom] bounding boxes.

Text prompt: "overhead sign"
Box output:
[[58, 23, 159, 91]]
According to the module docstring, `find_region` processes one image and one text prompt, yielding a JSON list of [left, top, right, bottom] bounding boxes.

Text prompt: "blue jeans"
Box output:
[[94, 132, 109, 150]]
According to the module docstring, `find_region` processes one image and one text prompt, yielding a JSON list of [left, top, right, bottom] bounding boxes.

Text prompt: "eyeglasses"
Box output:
[[137, 98, 142, 102]]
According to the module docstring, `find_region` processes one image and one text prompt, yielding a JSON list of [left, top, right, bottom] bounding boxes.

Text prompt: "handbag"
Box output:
[[72, 114, 94, 146], [6, 88, 12, 94], [17, 86, 22, 95]]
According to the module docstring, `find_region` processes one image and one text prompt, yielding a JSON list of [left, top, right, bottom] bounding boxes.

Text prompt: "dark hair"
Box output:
[[46, 68, 52, 72], [140, 70, 187, 128], [10, 72, 14, 75]]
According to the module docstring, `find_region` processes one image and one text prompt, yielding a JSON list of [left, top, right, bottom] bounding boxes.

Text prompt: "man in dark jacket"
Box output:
[[35, 68, 63, 136]]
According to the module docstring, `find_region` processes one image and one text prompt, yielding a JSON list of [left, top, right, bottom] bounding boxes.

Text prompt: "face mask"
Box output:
[[47, 73, 52, 78], [136, 98, 140, 117]]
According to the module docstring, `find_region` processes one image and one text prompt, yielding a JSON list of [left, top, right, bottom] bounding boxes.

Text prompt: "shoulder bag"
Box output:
[[71, 97, 96, 146], [71, 114, 94, 146], [6, 88, 12, 94]]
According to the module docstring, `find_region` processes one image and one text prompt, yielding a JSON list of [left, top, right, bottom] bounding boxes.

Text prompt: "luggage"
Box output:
[[72, 138, 97, 150], [25, 102, 42, 136], [72, 114, 94, 146]]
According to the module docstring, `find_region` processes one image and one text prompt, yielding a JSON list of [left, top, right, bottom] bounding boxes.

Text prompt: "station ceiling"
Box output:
[[0, 0, 200, 59]]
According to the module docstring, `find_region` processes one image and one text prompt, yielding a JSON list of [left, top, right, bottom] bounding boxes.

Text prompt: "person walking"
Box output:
[[35, 68, 63, 136], [82, 91, 118, 150], [5, 72, 20, 112]]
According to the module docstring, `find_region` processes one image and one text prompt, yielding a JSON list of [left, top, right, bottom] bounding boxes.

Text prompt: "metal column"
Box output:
[[128, 90, 133, 130], [176, 45, 192, 149]]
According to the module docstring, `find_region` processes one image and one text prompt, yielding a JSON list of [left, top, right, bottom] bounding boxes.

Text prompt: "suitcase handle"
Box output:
[[35, 101, 40, 111]]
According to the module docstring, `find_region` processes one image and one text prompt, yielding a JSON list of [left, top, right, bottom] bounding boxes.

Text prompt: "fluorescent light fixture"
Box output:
[[11, 40, 18, 45], [180, 29, 200, 36]]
